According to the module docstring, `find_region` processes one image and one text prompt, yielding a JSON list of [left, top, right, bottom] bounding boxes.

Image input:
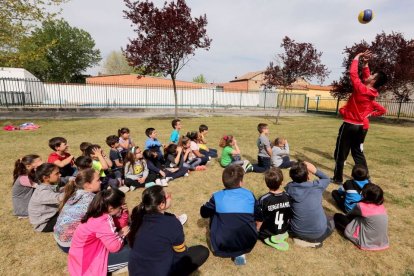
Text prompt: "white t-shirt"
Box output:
[[189, 141, 199, 160]]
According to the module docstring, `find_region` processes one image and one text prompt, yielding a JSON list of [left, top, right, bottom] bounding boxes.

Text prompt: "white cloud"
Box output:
[[60, 0, 414, 84]]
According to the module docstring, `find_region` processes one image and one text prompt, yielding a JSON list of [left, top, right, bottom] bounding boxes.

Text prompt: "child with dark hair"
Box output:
[[271, 137, 293, 169], [129, 186, 209, 275], [47, 137, 75, 177], [74, 156, 93, 171], [334, 183, 389, 250], [219, 135, 253, 173], [187, 131, 209, 167], [54, 168, 101, 253], [200, 165, 258, 265], [256, 167, 291, 251], [179, 136, 204, 171], [68, 189, 130, 275], [170, 119, 182, 144], [332, 164, 370, 213], [124, 146, 156, 190], [80, 142, 92, 156], [117, 127, 135, 159], [198, 124, 218, 158], [144, 149, 188, 185], [164, 143, 190, 176], [253, 123, 272, 173], [12, 154, 43, 218], [285, 161, 333, 248], [145, 127, 164, 161], [106, 135, 124, 185], [28, 163, 63, 232]]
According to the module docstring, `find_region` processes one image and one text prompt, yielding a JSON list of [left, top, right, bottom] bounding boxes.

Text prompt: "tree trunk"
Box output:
[[172, 76, 178, 119], [275, 87, 286, 124]]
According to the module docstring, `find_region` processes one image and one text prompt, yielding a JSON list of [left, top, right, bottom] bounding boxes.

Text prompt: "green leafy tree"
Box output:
[[0, 0, 68, 66], [193, 74, 207, 83], [20, 19, 101, 82], [102, 50, 136, 75]]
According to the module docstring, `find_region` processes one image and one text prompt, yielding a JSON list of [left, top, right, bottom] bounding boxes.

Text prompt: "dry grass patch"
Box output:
[[0, 115, 413, 275]]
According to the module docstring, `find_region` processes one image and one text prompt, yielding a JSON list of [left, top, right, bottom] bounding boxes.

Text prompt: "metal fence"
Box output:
[[307, 97, 414, 119], [0, 78, 307, 111]]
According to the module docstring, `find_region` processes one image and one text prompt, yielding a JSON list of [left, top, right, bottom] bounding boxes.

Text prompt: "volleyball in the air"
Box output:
[[358, 9, 374, 24]]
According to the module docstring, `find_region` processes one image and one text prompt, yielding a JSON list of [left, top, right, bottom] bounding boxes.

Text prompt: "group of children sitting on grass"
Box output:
[[11, 120, 389, 275]]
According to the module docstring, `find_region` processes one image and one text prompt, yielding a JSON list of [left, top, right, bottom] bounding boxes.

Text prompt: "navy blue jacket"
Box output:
[[200, 187, 258, 257]]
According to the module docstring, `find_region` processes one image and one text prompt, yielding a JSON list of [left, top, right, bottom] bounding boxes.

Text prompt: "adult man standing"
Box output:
[[332, 50, 387, 184]]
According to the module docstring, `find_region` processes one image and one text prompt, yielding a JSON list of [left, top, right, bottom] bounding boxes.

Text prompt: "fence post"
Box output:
[[304, 96, 308, 112], [263, 90, 267, 110], [57, 84, 62, 108], [316, 97, 319, 111], [397, 100, 403, 119], [212, 88, 215, 111], [239, 91, 242, 109], [145, 85, 148, 107]]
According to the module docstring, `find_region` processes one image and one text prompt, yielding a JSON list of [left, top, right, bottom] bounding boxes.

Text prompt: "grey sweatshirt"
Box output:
[[271, 143, 290, 167], [124, 160, 149, 180], [285, 169, 330, 240], [28, 184, 62, 231]]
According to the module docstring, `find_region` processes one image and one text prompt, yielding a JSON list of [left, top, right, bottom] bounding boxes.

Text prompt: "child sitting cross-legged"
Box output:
[[54, 168, 101, 253], [256, 167, 292, 251], [285, 161, 334, 248], [200, 165, 258, 265], [271, 137, 294, 169], [331, 164, 370, 213], [198, 124, 218, 158], [68, 189, 130, 275], [219, 135, 253, 173], [128, 186, 209, 275], [12, 154, 43, 219], [28, 163, 63, 232], [334, 183, 389, 251], [124, 146, 157, 191]]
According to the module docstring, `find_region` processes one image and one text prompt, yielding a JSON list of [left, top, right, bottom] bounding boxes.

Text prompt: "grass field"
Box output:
[[1, 115, 413, 275]]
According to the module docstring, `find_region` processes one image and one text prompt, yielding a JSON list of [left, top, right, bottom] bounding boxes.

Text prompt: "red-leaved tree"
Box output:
[[331, 32, 414, 101], [123, 0, 212, 118], [264, 36, 330, 124]]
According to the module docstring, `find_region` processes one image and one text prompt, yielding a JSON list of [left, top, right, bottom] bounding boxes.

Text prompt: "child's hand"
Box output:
[[304, 161, 317, 175], [119, 226, 130, 238], [121, 203, 128, 212], [177, 146, 183, 153], [138, 178, 145, 184], [92, 147, 102, 157], [185, 148, 191, 154], [160, 170, 166, 177]]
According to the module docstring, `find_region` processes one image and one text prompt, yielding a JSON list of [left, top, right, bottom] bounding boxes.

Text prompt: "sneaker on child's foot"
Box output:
[[155, 179, 162, 186], [129, 186, 136, 192], [165, 177, 173, 182], [160, 179, 169, 187], [145, 182, 156, 188], [184, 173, 189, 177], [195, 165, 206, 171], [177, 214, 188, 225], [232, 254, 246, 266], [118, 186, 130, 193], [241, 160, 249, 171]]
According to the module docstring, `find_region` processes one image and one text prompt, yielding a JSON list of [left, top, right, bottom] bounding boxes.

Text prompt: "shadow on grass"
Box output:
[[302, 147, 334, 161]]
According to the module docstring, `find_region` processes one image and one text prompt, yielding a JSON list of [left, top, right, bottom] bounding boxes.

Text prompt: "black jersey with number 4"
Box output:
[[257, 191, 292, 238]]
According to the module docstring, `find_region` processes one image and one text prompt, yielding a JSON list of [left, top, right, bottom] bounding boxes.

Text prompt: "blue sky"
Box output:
[[59, 0, 414, 85]]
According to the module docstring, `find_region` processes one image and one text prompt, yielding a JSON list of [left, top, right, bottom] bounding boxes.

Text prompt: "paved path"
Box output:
[[0, 108, 309, 119]]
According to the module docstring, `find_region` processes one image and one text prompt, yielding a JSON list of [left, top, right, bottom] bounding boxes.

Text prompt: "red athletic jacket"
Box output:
[[339, 59, 387, 127]]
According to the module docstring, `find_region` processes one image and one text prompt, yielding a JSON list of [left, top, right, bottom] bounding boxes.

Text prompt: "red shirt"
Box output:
[[48, 152, 74, 165], [339, 60, 387, 127]]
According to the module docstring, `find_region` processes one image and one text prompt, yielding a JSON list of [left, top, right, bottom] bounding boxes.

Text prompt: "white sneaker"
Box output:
[[177, 214, 188, 225], [118, 186, 129, 193], [184, 173, 189, 177], [155, 179, 162, 186], [160, 179, 169, 187], [165, 177, 173, 182], [129, 186, 136, 191], [242, 160, 249, 171]]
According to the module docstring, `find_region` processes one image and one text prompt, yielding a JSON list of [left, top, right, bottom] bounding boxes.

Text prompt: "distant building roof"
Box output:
[[230, 70, 265, 82], [86, 74, 213, 89], [0, 67, 39, 80]]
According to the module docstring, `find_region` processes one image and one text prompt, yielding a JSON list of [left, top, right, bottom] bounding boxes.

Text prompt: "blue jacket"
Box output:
[[285, 169, 330, 240], [338, 179, 369, 213], [200, 187, 258, 257]]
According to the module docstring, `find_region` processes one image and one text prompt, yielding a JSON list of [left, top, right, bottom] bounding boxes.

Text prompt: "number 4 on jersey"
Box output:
[[274, 211, 284, 230]]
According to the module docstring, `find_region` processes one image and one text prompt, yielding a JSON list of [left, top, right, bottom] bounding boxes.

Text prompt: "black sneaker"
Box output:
[[330, 178, 343, 185]]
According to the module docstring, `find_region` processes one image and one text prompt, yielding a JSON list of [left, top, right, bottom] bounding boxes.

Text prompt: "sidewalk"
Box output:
[[0, 107, 307, 119]]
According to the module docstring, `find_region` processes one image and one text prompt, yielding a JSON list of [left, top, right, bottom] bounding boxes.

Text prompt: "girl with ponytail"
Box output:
[[54, 168, 101, 253], [12, 154, 43, 218], [68, 189, 130, 275], [128, 186, 209, 276]]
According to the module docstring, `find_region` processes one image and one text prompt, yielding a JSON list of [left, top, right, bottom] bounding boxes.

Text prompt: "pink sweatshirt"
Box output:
[[68, 210, 129, 276]]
